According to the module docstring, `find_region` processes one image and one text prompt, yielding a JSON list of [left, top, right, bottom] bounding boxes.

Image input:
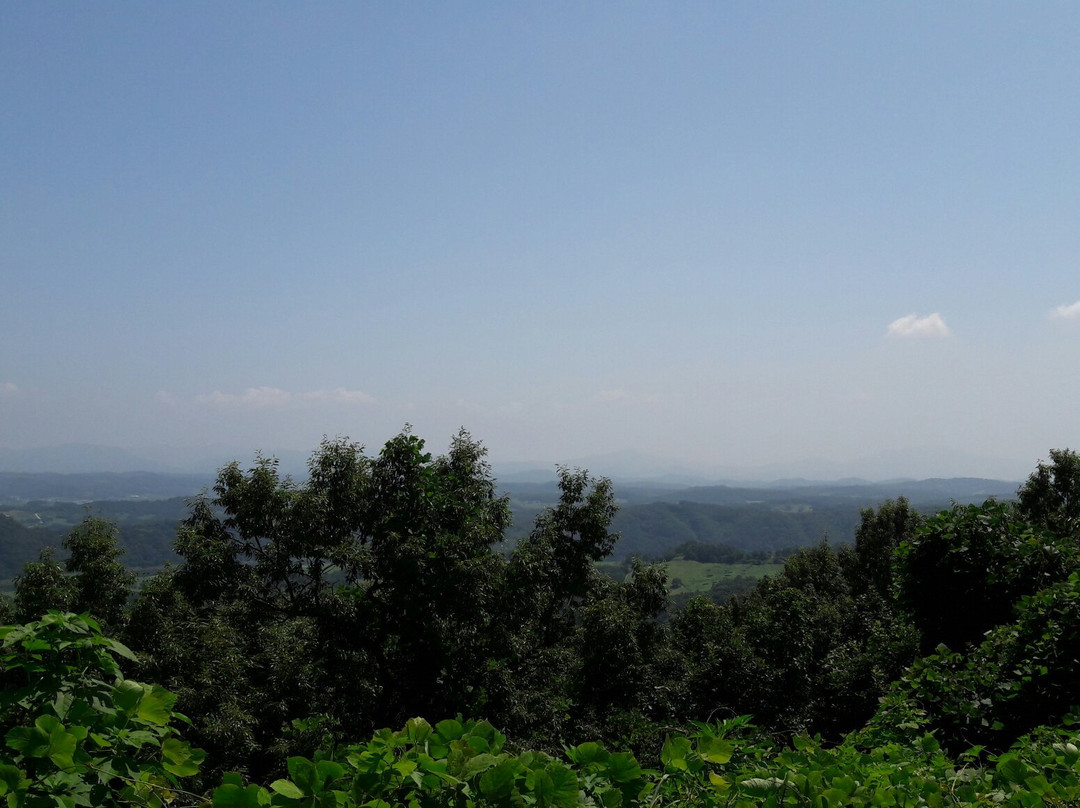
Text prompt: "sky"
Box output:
[[2, 3, 1080, 479]]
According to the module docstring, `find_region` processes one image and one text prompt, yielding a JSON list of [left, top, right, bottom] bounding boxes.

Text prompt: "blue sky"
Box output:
[[2, 3, 1079, 477]]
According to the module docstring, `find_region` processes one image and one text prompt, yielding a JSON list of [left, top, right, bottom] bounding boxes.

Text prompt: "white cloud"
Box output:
[[298, 387, 376, 405], [193, 386, 376, 408], [886, 313, 951, 339], [1050, 300, 1080, 320], [0, 382, 18, 398]]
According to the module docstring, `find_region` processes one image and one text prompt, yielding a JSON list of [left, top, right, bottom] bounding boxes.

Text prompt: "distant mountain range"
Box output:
[[0, 442, 1032, 484], [0, 443, 312, 476], [0, 467, 1027, 578]]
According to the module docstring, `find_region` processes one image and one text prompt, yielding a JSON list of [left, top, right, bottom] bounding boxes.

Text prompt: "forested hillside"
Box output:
[[0, 514, 42, 582], [0, 464, 1020, 581]]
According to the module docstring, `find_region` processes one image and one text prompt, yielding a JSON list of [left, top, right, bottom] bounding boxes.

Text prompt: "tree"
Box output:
[[63, 516, 135, 630], [895, 501, 1078, 654], [1017, 448, 1080, 538], [13, 516, 135, 629], [845, 497, 919, 599], [126, 428, 518, 776], [13, 547, 74, 623]]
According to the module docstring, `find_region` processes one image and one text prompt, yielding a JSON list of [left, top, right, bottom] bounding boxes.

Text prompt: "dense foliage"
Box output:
[[6, 613, 1080, 808], [7, 432, 1080, 806]]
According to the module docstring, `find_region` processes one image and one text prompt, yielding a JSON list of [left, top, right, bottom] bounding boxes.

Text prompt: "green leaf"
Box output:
[[434, 719, 464, 741], [661, 736, 692, 771], [135, 685, 175, 726], [213, 783, 247, 808], [287, 758, 317, 793], [698, 736, 733, 765], [997, 754, 1031, 784], [212, 782, 267, 808], [161, 738, 206, 777], [479, 760, 519, 801], [113, 680, 144, 714], [569, 742, 608, 766], [315, 760, 343, 785], [45, 723, 78, 770], [0, 765, 26, 795], [6, 726, 50, 758], [269, 780, 305, 800], [919, 734, 940, 755], [599, 788, 622, 808], [531, 770, 556, 807], [741, 777, 783, 795], [404, 718, 432, 745], [605, 753, 641, 784], [464, 753, 499, 778], [544, 764, 578, 808]]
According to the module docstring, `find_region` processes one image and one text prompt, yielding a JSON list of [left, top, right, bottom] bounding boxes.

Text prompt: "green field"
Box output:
[[662, 558, 781, 592], [597, 558, 781, 593]]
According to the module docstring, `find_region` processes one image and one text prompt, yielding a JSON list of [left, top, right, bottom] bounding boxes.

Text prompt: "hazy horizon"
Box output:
[[3, 5, 1079, 481], [0, 437, 1038, 483]]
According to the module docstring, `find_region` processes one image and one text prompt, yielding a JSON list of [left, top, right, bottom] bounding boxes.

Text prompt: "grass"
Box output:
[[596, 559, 782, 593], [663, 559, 782, 593]]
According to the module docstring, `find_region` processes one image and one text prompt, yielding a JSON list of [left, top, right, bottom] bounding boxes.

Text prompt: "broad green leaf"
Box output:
[[661, 737, 692, 771], [464, 753, 499, 778], [479, 760, 519, 801], [46, 723, 78, 770], [404, 718, 432, 745], [569, 742, 608, 766], [997, 754, 1031, 784], [821, 787, 849, 804], [544, 764, 578, 808], [135, 686, 175, 726], [698, 736, 733, 765], [741, 777, 783, 795], [605, 753, 641, 784], [269, 779, 305, 799], [831, 775, 856, 795], [51, 692, 73, 720], [6, 726, 50, 758], [287, 758, 317, 793], [315, 760, 343, 785], [113, 680, 144, 713], [435, 719, 464, 741], [599, 788, 622, 808], [161, 738, 206, 777], [213, 783, 246, 808], [531, 770, 556, 807], [0, 765, 26, 794]]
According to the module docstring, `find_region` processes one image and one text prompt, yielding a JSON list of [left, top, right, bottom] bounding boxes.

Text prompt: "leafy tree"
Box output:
[[126, 429, 523, 775], [487, 468, 624, 747], [845, 496, 919, 599], [13, 516, 135, 630], [13, 547, 74, 623], [62, 516, 135, 630], [895, 501, 1079, 654], [667, 595, 751, 723], [1017, 448, 1080, 538]]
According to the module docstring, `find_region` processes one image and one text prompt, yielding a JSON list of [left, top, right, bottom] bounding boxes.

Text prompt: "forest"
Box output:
[[4, 429, 1080, 807]]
